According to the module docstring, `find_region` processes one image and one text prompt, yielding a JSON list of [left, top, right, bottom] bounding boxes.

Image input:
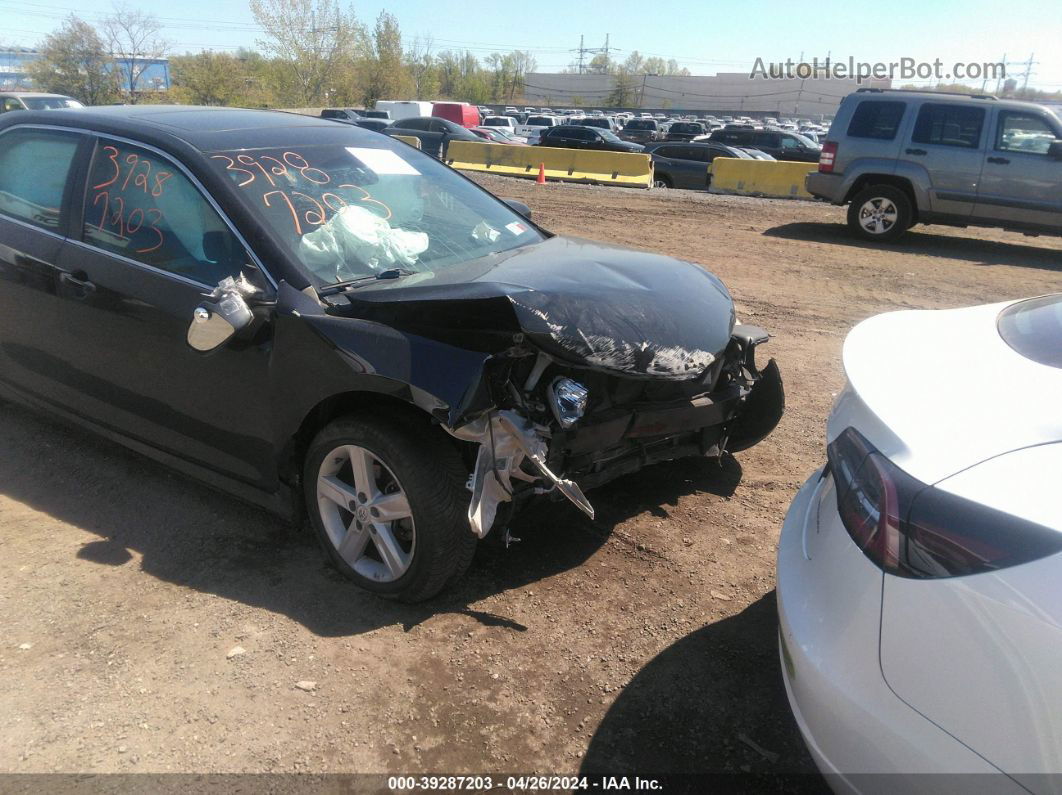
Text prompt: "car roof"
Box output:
[[0, 105, 369, 152], [850, 88, 1055, 113]]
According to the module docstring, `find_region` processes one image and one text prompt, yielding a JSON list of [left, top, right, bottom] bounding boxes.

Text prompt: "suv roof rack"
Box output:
[[855, 87, 998, 100]]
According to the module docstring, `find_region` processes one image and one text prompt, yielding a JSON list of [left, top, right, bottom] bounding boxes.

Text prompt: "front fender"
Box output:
[[269, 282, 495, 448]]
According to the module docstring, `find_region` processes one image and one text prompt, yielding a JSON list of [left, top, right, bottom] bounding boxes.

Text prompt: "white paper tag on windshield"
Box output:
[[346, 147, 420, 176], [506, 221, 528, 236]]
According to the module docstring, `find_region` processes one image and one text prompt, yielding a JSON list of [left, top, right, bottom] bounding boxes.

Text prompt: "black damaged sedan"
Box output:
[[0, 107, 783, 601]]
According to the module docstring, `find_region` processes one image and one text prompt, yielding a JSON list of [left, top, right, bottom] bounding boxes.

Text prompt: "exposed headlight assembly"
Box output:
[[547, 377, 589, 429]]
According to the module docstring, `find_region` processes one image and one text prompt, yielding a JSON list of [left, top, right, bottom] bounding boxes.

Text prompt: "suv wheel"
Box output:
[[303, 415, 475, 602], [847, 185, 912, 242], [653, 175, 672, 189]]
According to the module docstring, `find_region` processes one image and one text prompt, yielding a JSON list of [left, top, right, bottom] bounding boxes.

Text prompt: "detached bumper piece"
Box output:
[[450, 410, 594, 538], [726, 323, 785, 452]]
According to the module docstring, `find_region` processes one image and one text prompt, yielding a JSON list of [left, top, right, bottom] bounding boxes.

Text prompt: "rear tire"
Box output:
[[303, 415, 475, 602], [847, 185, 912, 242], [653, 175, 672, 189]]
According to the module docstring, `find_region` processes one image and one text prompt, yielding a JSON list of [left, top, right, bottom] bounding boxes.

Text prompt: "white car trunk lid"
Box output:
[[828, 301, 1062, 484]]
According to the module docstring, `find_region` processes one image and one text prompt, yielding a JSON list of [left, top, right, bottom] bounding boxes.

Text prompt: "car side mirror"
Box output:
[[187, 276, 255, 352], [1049, 140, 1062, 160], [503, 199, 533, 221]]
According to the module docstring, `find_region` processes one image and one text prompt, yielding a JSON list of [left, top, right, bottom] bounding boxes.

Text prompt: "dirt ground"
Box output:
[[2, 175, 1060, 784]]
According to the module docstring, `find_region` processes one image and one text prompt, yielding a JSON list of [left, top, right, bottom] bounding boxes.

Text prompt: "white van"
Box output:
[[374, 100, 433, 122]]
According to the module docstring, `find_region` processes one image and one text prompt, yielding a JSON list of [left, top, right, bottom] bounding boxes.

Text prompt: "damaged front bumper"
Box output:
[[449, 409, 594, 537], [447, 325, 784, 538]]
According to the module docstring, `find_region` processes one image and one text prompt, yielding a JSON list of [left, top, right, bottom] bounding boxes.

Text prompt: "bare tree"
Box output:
[[101, 5, 168, 103], [250, 0, 366, 106], [405, 35, 437, 99]]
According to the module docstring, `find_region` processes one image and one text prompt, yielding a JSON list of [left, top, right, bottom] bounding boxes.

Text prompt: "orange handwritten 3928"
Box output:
[[93, 144, 172, 197], [214, 150, 395, 236]]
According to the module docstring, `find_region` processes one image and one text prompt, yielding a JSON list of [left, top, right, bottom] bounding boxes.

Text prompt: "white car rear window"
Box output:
[[998, 295, 1062, 368]]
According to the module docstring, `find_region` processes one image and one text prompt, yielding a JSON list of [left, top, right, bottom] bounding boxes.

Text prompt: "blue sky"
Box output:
[[3, 0, 1059, 89]]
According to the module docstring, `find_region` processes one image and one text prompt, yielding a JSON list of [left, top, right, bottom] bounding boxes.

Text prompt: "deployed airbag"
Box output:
[[298, 205, 428, 283]]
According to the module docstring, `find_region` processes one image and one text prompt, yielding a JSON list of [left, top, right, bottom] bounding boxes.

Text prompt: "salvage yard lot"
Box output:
[[2, 175, 1060, 779]]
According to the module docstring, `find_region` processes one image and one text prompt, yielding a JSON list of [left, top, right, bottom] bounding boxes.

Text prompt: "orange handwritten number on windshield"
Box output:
[[291, 192, 327, 226], [335, 184, 392, 221], [263, 191, 303, 236], [282, 152, 329, 185], [92, 146, 121, 190], [238, 154, 276, 187], [211, 155, 255, 187]]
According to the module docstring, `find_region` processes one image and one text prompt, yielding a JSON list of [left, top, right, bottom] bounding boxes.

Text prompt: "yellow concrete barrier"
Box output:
[[392, 135, 422, 150], [445, 141, 653, 188], [708, 158, 818, 199]]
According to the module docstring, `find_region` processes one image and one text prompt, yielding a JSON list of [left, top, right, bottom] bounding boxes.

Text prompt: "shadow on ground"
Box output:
[[0, 399, 741, 638], [581, 592, 825, 790], [765, 222, 1062, 270]]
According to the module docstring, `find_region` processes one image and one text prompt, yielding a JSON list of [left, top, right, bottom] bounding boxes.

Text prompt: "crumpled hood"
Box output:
[[338, 236, 736, 380]]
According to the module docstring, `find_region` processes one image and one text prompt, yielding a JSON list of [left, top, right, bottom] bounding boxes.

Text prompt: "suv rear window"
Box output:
[[912, 103, 984, 149], [625, 120, 656, 130], [997, 295, 1062, 368], [847, 100, 905, 140]]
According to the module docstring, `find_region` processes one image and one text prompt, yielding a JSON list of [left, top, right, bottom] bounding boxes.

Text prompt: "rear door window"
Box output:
[[847, 100, 906, 140], [912, 103, 985, 149], [0, 127, 80, 231]]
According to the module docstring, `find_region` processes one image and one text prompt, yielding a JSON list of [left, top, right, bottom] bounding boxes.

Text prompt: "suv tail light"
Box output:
[[827, 427, 1062, 578], [818, 141, 837, 173]]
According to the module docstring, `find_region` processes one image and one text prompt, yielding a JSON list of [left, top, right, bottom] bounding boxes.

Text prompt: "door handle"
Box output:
[[987, 156, 1010, 165], [60, 271, 96, 298], [905, 148, 927, 156]]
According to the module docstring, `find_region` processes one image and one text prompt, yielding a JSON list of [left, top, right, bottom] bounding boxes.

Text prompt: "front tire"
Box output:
[[303, 415, 475, 602], [847, 185, 912, 242], [653, 175, 672, 189]]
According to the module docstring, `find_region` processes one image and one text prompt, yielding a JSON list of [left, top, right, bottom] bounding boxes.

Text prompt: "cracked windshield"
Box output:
[[210, 143, 543, 284]]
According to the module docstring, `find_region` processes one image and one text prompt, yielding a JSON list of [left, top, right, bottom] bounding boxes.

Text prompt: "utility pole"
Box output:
[[571, 33, 617, 74], [994, 53, 1007, 94], [1021, 52, 1035, 92]]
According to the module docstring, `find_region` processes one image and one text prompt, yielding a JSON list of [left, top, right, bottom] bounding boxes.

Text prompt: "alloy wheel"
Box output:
[[316, 445, 416, 583], [858, 197, 898, 235]]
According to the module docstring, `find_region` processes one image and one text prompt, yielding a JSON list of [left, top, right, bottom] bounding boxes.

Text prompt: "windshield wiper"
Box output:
[[318, 268, 415, 296]]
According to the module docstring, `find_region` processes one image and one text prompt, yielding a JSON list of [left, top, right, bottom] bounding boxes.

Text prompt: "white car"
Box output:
[[778, 296, 1062, 793], [481, 115, 516, 131], [515, 115, 562, 140]]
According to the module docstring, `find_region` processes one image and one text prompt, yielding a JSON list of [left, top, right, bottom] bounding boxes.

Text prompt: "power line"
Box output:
[[570, 33, 617, 74]]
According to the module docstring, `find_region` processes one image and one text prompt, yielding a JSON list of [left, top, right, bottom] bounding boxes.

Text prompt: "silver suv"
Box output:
[[806, 88, 1062, 241]]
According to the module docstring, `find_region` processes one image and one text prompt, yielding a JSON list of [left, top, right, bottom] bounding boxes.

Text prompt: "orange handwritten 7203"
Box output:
[[263, 191, 303, 235]]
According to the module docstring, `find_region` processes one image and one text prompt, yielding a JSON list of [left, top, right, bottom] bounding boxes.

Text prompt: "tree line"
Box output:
[[16, 2, 1062, 110], [18, 0, 542, 108]]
